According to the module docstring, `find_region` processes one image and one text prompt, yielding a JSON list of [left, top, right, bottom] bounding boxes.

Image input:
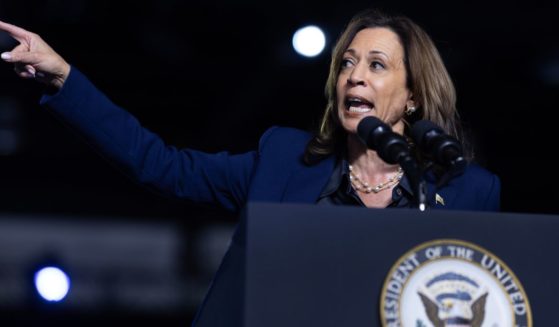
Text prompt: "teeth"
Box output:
[[346, 97, 373, 107], [349, 106, 372, 113]]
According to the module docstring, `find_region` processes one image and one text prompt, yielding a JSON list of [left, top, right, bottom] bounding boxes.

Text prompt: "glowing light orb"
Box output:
[[292, 25, 326, 57], [34, 266, 70, 302]]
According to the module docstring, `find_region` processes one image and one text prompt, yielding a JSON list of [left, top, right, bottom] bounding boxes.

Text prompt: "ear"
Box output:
[[404, 96, 417, 116], [406, 93, 415, 109]]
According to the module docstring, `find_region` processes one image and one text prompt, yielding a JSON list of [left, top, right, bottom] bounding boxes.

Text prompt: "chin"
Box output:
[[339, 112, 374, 135]]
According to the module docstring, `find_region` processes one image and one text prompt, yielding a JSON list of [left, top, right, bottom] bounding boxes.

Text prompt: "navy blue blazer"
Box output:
[[41, 67, 500, 326]]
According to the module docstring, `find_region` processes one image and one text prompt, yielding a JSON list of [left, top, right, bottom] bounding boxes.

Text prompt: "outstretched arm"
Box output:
[[0, 20, 70, 89], [1, 21, 256, 212]]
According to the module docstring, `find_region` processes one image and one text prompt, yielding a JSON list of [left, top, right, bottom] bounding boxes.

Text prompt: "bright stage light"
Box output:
[[292, 25, 326, 58], [34, 266, 71, 302]]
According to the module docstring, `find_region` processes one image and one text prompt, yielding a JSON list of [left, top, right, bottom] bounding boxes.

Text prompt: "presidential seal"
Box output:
[[380, 239, 532, 327]]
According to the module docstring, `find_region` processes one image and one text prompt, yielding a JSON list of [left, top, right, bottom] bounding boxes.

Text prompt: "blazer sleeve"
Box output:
[[40, 66, 255, 212]]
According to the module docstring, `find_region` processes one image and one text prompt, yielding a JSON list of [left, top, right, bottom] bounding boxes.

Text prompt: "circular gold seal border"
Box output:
[[379, 238, 533, 327]]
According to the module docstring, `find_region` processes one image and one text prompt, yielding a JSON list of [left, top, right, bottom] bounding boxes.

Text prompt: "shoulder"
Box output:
[[459, 163, 500, 191], [252, 127, 316, 174], [436, 163, 501, 211], [259, 126, 313, 144], [258, 126, 313, 153]]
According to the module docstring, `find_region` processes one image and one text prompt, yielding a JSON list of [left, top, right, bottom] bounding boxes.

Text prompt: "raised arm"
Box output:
[[0, 21, 257, 212], [0, 20, 70, 89]]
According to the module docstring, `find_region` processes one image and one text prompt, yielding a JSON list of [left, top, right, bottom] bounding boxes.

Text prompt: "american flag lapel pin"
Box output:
[[435, 193, 445, 206]]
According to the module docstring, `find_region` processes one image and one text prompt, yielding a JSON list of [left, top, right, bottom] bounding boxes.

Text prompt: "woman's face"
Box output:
[[336, 27, 414, 135]]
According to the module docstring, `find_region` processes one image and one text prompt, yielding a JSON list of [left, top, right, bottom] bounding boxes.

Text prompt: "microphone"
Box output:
[[357, 116, 427, 210], [411, 120, 466, 173], [356, 116, 409, 165]]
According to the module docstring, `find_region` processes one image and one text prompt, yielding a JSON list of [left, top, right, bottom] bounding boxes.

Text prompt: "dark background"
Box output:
[[0, 0, 558, 325]]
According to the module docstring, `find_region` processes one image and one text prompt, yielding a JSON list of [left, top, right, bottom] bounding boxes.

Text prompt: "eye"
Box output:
[[341, 58, 354, 69], [371, 61, 385, 70]]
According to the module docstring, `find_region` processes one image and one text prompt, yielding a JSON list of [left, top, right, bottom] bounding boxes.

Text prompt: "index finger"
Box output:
[[0, 20, 30, 42]]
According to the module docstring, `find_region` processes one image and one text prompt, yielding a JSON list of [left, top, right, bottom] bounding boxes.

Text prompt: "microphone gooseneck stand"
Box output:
[[398, 154, 428, 211]]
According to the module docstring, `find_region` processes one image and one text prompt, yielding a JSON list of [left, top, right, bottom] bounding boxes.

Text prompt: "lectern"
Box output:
[[195, 203, 557, 326]]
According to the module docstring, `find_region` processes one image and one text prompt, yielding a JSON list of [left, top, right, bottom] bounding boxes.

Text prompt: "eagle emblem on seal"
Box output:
[[418, 272, 488, 327]]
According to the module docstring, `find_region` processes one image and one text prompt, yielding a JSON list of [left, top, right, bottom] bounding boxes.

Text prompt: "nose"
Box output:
[[347, 63, 367, 86]]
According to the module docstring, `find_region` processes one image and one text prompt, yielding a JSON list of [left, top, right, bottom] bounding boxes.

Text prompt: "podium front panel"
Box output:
[[244, 203, 557, 326]]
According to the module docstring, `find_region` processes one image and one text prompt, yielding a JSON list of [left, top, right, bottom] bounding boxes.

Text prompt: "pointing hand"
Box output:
[[0, 20, 70, 90]]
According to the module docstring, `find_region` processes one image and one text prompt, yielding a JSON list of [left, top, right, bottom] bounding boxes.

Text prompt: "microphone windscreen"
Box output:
[[411, 119, 443, 146], [357, 116, 384, 148]]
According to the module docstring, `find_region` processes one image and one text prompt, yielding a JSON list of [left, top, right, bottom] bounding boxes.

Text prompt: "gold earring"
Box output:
[[405, 105, 416, 116]]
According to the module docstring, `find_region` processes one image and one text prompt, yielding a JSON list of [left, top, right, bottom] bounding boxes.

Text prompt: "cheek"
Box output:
[[335, 80, 346, 114], [375, 81, 409, 110], [335, 79, 344, 102]]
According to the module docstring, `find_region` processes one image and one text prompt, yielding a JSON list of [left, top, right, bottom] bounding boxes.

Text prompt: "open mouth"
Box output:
[[344, 96, 374, 113]]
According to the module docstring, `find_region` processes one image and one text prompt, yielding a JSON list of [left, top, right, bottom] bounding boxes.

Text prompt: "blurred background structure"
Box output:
[[0, 0, 558, 325]]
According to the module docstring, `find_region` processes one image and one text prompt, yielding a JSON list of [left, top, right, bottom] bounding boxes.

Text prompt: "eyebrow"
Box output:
[[345, 48, 389, 59]]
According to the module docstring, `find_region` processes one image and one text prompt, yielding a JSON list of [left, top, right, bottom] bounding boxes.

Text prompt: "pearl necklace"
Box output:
[[348, 165, 404, 194]]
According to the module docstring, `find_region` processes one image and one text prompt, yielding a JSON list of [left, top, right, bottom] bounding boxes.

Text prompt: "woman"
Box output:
[[0, 9, 499, 325]]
